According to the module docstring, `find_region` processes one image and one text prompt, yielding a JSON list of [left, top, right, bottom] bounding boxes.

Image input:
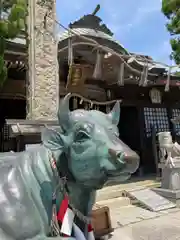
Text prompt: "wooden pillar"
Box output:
[[16, 135, 25, 152], [138, 107, 145, 177], [27, 0, 59, 120]]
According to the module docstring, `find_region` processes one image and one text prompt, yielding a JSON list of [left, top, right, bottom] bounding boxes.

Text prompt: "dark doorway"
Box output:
[[0, 99, 26, 152], [118, 106, 140, 175]]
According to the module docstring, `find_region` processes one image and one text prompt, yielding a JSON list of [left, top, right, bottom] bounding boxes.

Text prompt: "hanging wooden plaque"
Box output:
[[66, 64, 93, 93]]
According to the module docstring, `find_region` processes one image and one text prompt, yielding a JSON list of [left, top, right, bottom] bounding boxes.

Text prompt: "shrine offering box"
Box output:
[[91, 204, 113, 238]]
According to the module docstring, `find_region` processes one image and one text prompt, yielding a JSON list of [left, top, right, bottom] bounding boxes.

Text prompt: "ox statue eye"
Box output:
[[75, 130, 90, 142], [108, 127, 119, 137]]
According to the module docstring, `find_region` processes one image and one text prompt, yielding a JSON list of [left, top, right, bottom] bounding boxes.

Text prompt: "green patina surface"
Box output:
[[0, 94, 139, 239]]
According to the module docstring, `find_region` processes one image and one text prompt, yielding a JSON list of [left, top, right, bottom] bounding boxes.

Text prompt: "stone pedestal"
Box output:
[[153, 160, 180, 206], [27, 0, 59, 120]]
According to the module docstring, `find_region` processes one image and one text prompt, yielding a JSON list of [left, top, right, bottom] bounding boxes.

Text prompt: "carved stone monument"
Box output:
[[153, 131, 180, 206], [27, 0, 59, 120]]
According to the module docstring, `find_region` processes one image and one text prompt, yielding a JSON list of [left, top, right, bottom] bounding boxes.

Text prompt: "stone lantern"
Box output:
[[153, 131, 180, 206]]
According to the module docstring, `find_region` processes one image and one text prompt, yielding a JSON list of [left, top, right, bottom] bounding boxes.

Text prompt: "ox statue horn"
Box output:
[[58, 93, 72, 130], [107, 101, 121, 125]]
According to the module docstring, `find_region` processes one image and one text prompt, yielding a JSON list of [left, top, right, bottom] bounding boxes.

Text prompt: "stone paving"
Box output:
[[97, 177, 180, 239], [97, 178, 160, 201], [109, 205, 180, 240], [111, 205, 180, 227]]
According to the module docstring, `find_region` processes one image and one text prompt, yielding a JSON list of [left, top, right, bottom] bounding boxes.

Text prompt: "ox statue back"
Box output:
[[0, 94, 139, 240]]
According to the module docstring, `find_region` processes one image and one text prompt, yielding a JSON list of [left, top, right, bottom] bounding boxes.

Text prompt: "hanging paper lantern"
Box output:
[[73, 97, 78, 109], [165, 66, 171, 92], [93, 50, 103, 79], [143, 61, 148, 87], [139, 63, 147, 86], [107, 90, 111, 100], [90, 101, 93, 109], [117, 62, 124, 86], [149, 88, 162, 104]]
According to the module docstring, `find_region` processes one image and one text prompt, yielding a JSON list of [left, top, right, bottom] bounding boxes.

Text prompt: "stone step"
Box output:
[[109, 204, 180, 229], [96, 189, 125, 202], [97, 197, 131, 209], [96, 180, 160, 202], [109, 205, 162, 228]]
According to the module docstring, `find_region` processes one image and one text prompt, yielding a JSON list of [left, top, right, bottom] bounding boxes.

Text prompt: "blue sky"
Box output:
[[56, 0, 173, 65]]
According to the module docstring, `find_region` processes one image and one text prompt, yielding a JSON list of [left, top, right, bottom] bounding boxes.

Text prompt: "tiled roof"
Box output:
[[8, 28, 174, 72], [9, 28, 127, 52], [127, 56, 168, 71], [58, 28, 126, 50]]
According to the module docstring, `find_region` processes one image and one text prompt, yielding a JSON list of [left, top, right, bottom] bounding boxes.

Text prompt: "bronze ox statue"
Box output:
[[0, 94, 139, 239]]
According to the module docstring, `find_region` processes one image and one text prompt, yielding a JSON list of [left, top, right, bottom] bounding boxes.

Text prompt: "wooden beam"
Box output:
[[5, 50, 27, 57], [6, 119, 59, 125], [6, 119, 60, 137]]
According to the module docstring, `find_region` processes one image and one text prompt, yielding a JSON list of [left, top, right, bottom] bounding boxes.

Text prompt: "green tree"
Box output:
[[0, 0, 27, 86], [175, 71, 180, 76], [161, 0, 180, 64]]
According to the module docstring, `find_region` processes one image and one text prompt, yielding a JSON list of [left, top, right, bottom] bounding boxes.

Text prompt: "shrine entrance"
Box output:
[[118, 106, 141, 175], [0, 99, 26, 152]]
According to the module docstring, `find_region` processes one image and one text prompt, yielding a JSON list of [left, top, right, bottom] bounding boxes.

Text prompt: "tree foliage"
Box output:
[[175, 71, 180, 76], [162, 0, 180, 64], [0, 0, 27, 86]]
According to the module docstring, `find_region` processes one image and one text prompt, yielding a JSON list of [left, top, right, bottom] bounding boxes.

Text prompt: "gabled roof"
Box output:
[[58, 27, 128, 54], [6, 13, 179, 78], [59, 27, 119, 44]]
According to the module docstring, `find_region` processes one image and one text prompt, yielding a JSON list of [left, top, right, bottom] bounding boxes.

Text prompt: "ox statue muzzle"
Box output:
[[108, 146, 139, 175]]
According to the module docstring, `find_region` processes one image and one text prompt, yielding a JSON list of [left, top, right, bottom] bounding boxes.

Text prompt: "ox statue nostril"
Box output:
[[108, 149, 125, 166], [116, 152, 125, 159], [109, 149, 124, 159], [108, 148, 117, 159], [123, 152, 140, 174], [108, 148, 140, 173]]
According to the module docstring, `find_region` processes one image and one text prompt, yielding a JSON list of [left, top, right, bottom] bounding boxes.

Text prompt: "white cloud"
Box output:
[[122, 0, 162, 29], [89, 0, 163, 40]]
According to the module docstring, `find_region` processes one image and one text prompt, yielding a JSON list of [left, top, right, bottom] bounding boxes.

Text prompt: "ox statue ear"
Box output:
[[58, 93, 72, 131], [41, 127, 65, 158], [107, 101, 120, 125]]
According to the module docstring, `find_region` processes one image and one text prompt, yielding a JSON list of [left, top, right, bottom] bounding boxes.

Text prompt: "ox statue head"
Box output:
[[42, 94, 139, 190]]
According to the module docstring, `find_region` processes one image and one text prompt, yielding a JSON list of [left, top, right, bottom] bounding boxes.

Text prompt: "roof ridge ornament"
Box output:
[[92, 4, 101, 16], [69, 4, 113, 36]]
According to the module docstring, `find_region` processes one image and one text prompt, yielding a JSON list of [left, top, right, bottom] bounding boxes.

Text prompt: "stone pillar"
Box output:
[[27, 0, 59, 120]]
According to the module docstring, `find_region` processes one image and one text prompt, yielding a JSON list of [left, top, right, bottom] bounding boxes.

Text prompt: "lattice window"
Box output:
[[2, 124, 10, 141], [144, 107, 169, 137], [172, 109, 180, 136]]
